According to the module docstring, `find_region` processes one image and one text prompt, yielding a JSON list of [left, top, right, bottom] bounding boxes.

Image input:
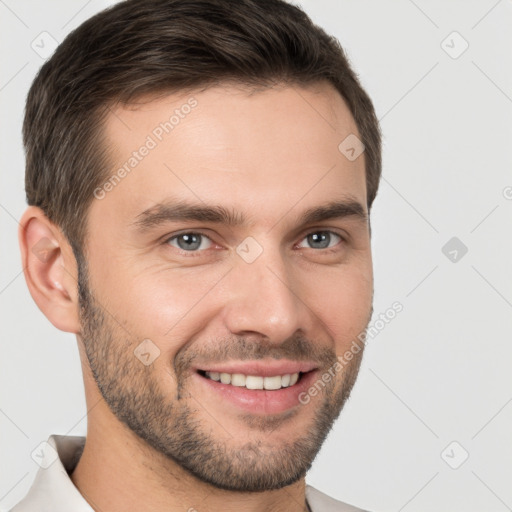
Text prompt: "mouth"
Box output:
[[193, 362, 320, 415]]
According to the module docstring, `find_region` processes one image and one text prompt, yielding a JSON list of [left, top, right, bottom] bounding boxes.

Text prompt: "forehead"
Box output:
[[94, 82, 366, 230]]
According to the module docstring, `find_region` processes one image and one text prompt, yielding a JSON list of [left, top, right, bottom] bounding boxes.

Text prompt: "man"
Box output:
[[14, 0, 381, 510]]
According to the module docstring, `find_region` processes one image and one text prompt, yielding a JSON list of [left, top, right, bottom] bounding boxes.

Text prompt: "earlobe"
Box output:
[[18, 206, 81, 334]]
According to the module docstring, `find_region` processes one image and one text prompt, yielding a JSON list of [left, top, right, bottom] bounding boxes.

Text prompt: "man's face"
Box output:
[[78, 82, 373, 491]]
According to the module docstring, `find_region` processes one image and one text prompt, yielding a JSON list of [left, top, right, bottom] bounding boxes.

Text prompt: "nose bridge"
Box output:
[[222, 240, 308, 342]]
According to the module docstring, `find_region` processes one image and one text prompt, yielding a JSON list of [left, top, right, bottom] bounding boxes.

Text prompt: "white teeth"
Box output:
[[204, 371, 301, 390], [231, 373, 246, 387], [263, 376, 282, 390], [220, 372, 231, 384], [246, 375, 263, 389]]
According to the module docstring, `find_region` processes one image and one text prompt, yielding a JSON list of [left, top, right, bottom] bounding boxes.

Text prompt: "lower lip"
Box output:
[[194, 370, 319, 415]]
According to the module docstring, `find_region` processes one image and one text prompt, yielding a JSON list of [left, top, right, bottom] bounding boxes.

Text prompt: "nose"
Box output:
[[221, 243, 313, 343]]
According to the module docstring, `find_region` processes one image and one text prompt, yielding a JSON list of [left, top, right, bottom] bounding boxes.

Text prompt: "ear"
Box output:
[[18, 206, 81, 333]]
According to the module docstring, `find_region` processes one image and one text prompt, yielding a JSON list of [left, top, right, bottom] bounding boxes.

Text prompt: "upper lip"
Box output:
[[195, 359, 319, 377]]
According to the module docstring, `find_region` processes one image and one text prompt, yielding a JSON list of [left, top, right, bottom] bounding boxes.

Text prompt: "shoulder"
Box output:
[[306, 484, 369, 512]]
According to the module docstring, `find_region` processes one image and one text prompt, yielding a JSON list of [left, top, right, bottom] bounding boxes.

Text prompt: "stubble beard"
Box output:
[[77, 258, 368, 492]]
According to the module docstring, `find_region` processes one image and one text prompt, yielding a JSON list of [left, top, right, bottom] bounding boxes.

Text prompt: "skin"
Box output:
[[19, 81, 373, 512]]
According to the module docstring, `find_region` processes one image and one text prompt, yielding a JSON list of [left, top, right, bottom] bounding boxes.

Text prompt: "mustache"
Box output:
[[174, 333, 338, 377]]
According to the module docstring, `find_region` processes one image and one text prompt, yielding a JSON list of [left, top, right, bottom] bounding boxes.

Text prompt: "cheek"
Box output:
[[308, 266, 373, 348], [91, 261, 226, 351], [86, 225, 372, 361]]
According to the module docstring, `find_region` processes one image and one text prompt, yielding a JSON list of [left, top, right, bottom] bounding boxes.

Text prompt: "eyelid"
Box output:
[[294, 226, 349, 245], [164, 230, 217, 252], [295, 229, 345, 250]]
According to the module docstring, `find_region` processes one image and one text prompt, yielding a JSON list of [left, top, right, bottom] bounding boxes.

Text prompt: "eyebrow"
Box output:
[[130, 196, 368, 232]]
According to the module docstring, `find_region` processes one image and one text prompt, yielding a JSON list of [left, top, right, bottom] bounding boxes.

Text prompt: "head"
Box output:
[[20, 0, 381, 493]]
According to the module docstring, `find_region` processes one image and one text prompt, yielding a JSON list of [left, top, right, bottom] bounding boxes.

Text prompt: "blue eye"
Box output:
[[166, 232, 213, 252], [298, 231, 343, 250], [165, 230, 344, 256]]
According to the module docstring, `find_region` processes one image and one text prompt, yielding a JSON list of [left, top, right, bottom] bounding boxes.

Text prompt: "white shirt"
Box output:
[[9, 435, 366, 512]]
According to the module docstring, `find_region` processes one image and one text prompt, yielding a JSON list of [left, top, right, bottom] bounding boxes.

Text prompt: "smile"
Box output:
[[202, 371, 300, 390]]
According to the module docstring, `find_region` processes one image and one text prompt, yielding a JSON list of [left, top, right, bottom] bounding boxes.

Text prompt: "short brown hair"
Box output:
[[23, 0, 381, 260]]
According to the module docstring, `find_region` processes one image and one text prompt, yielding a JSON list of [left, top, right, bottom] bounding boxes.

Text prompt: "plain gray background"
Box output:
[[1, 1, 512, 511]]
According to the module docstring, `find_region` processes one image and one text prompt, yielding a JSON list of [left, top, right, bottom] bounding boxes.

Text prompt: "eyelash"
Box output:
[[163, 230, 347, 257]]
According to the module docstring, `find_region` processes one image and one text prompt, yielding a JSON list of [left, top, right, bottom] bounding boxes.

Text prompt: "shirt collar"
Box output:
[[12, 434, 352, 512], [12, 434, 93, 511]]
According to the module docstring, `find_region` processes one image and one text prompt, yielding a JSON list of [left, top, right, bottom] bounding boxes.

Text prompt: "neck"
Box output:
[[70, 397, 309, 512]]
